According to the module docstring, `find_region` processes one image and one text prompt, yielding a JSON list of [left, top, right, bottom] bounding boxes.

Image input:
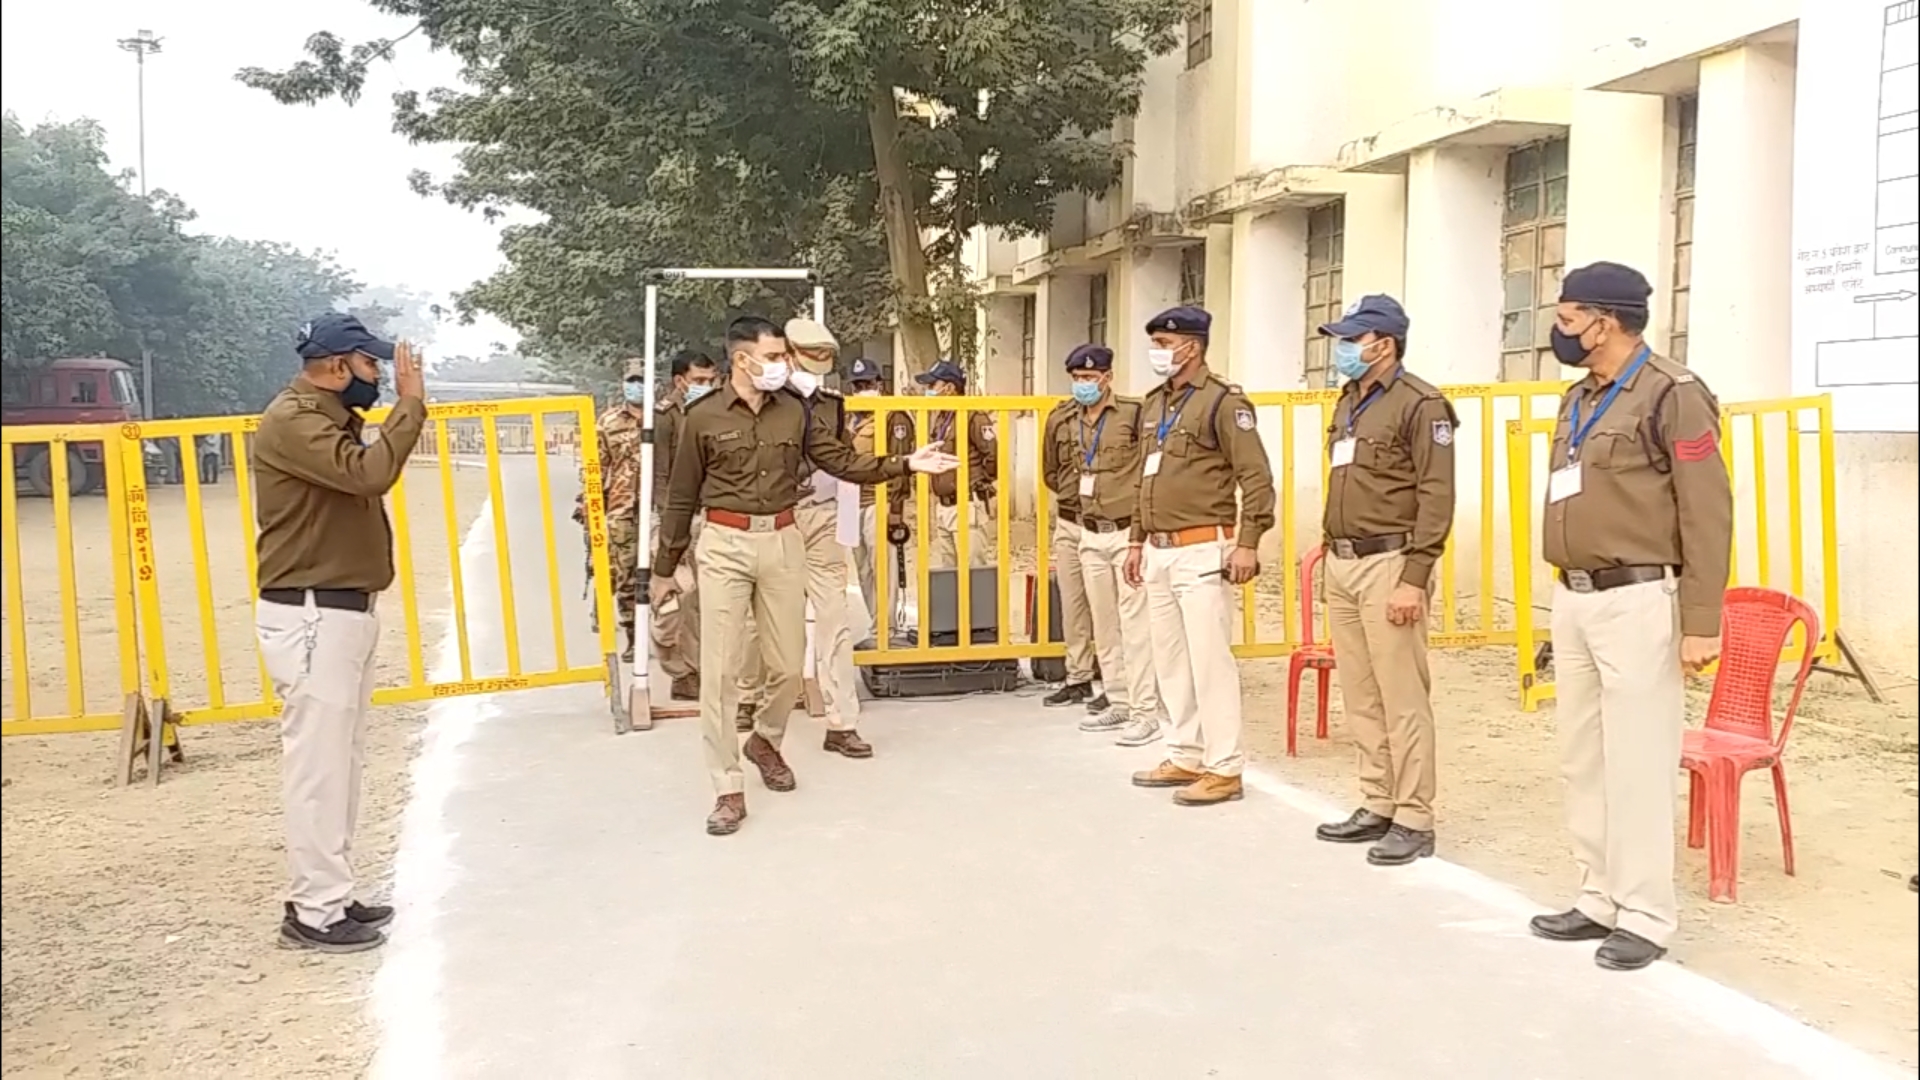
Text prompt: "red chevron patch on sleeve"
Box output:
[[1673, 431, 1718, 462]]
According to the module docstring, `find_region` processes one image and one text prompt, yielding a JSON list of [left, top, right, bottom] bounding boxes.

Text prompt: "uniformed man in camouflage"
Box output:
[[252, 313, 424, 953], [652, 316, 957, 836], [573, 357, 649, 667], [890, 359, 996, 570], [645, 350, 720, 700], [1123, 306, 1276, 807], [1525, 262, 1732, 972], [1311, 295, 1457, 867]]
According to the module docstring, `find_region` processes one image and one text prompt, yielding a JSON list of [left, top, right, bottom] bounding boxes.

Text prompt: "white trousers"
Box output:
[[1144, 537, 1243, 776], [256, 597, 380, 931], [1080, 526, 1161, 719]]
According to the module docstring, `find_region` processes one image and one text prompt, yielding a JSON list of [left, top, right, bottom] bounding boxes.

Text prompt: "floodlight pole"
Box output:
[[628, 267, 823, 729]]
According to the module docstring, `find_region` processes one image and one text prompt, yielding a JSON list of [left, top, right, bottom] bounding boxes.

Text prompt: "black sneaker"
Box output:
[[346, 900, 394, 930], [1084, 693, 1110, 715], [1043, 682, 1092, 707], [279, 911, 385, 954]]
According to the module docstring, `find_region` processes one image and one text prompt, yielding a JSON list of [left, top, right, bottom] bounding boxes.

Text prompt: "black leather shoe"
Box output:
[[1315, 809, 1393, 844], [1084, 693, 1110, 715], [1043, 682, 1092, 707], [1594, 929, 1666, 971], [346, 900, 394, 930], [1366, 824, 1435, 866], [1528, 909, 1614, 942]]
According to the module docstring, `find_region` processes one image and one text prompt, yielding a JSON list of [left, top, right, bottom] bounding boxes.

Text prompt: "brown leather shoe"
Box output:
[[1131, 761, 1205, 788], [671, 674, 700, 701], [706, 794, 747, 836], [1173, 773, 1244, 806], [742, 733, 796, 792], [735, 704, 756, 733], [823, 729, 874, 759]]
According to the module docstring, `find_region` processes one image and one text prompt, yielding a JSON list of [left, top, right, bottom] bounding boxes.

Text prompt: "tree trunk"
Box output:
[[866, 85, 943, 378]]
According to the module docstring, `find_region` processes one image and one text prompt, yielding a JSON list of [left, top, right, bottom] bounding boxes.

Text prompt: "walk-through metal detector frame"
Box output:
[[624, 268, 826, 733]]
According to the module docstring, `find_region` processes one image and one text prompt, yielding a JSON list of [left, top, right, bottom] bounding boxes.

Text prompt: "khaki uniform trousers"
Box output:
[[1080, 526, 1161, 719], [1052, 517, 1097, 685], [856, 502, 881, 632], [929, 499, 991, 570], [735, 501, 860, 731], [255, 595, 379, 931], [1325, 550, 1437, 831], [1143, 536, 1243, 776], [647, 512, 700, 680], [1550, 576, 1685, 947], [697, 519, 807, 795]]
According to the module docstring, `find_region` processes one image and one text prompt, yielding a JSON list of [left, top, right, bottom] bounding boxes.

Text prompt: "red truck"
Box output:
[[2, 357, 145, 497]]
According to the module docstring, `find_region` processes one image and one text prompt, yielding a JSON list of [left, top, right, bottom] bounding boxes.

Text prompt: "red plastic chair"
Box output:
[[1285, 545, 1336, 757], [1681, 586, 1820, 903]]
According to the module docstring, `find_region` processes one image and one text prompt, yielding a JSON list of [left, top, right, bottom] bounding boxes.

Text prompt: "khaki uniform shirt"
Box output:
[[1131, 367, 1277, 549], [651, 390, 686, 513], [886, 405, 996, 510], [1543, 352, 1732, 638], [1041, 395, 1145, 523], [655, 383, 907, 570], [1322, 368, 1459, 590], [846, 408, 879, 508], [252, 377, 427, 593], [593, 404, 646, 522]]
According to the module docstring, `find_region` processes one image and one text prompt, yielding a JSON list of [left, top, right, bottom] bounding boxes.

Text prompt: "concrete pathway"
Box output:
[[366, 458, 1907, 1080]]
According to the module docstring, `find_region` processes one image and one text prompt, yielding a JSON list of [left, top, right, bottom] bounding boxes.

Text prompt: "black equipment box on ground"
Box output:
[[858, 567, 1021, 698]]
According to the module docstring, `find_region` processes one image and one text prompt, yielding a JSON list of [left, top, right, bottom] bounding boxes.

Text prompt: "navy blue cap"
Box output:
[[1064, 344, 1113, 372], [849, 357, 882, 383], [296, 313, 396, 363], [914, 360, 968, 387], [1559, 261, 1653, 310], [1320, 295, 1410, 339], [1145, 305, 1211, 340]]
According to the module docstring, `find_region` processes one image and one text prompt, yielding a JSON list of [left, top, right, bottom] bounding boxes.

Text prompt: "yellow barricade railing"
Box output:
[[1506, 394, 1843, 711], [847, 381, 1570, 667], [2, 396, 619, 751]]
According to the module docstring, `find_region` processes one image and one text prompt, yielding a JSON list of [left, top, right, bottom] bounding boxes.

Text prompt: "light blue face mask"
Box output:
[[683, 383, 713, 405], [1331, 339, 1371, 382], [1070, 381, 1103, 406], [623, 380, 645, 405]]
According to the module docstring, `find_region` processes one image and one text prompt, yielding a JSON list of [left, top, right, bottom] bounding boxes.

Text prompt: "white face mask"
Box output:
[[787, 369, 819, 397], [750, 359, 790, 392], [1147, 347, 1178, 377], [854, 387, 880, 397]]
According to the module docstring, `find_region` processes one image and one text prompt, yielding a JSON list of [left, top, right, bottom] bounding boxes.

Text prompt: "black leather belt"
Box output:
[[1056, 508, 1079, 526], [260, 588, 373, 613], [1082, 516, 1132, 535], [1327, 534, 1409, 559], [1558, 565, 1671, 594]]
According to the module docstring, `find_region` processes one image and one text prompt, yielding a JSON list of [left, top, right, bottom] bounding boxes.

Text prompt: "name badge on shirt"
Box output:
[[1078, 473, 1096, 498], [1548, 463, 1584, 503], [1330, 438, 1357, 468], [1143, 451, 1163, 477]]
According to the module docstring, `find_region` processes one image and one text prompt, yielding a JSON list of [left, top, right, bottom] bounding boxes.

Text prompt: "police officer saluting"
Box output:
[[252, 313, 425, 952], [1310, 295, 1457, 866], [652, 316, 957, 836], [1527, 262, 1731, 971], [1124, 307, 1276, 806]]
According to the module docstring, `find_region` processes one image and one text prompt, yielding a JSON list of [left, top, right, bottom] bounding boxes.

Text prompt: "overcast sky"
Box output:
[[2, 0, 523, 360]]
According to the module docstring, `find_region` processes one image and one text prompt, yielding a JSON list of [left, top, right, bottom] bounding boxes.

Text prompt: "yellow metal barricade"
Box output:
[[1506, 394, 1844, 711]]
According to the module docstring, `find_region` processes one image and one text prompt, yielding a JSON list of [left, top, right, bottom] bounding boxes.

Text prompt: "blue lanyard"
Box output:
[[932, 412, 955, 445], [1566, 347, 1650, 463], [1155, 387, 1197, 445], [1079, 410, 1108, 469], [1342, 366, 1400, 435]]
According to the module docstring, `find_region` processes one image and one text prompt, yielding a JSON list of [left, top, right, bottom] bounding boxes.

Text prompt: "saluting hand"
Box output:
[[394, 344, 427, 401], [1386, 583, 1426, 627], [1123, 545, 1144, 588], [1680, 634, 1721, 675], [905, 444, 961, 474], [1224, 546, 1260, 586], [649, 574, 681, 608]]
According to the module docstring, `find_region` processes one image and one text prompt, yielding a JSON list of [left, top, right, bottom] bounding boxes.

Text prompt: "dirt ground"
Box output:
[[1, 458, 495, 1080]]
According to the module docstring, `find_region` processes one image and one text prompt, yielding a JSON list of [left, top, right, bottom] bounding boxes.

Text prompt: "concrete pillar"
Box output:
[[1565, 90, 1674, 345], [1402, 145, 1506, 383], [1204, 224, 1235, 373], [978, 295, 1026, 396], [1225, 209, 1307, 390], [1036, 275, 1091, 396], [1340, 173, 1410, 302], [1689, 44, 1797, 403], [1114, 248, 1181, 396]]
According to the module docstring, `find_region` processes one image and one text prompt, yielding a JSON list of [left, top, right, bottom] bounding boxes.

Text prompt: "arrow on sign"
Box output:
[[1854, 289, 1917, 304]]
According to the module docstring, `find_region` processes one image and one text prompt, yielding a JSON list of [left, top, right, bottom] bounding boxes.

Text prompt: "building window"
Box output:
[[1186, 1, 1213, 68], [71, 378, 99, 404], [1179, 245, 1207, 307], [1500, 135, 1571, 382], [1020, 295, 1037, 394], [1087, 273, 1109, 346], [1304, 200, 1346, 388], [1670, 96, 1697, 364]]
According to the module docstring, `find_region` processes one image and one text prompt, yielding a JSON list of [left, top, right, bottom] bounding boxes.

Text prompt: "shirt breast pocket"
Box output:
[[1163, 427, 1207, 459], [1584, 428, 1649, 471], [772, 436, 805, 476]]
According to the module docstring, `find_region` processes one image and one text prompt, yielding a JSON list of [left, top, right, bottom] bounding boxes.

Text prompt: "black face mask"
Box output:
[[1549, 324, 1596, 367], [339, 375, 382, 411]]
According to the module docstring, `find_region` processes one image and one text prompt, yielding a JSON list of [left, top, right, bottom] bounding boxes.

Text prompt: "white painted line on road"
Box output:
[[1240, 767, 1911, 1080], [369, 506, 501, 1080]]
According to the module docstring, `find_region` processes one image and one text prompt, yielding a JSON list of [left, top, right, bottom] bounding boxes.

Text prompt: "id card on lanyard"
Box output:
[[1551, 346, 1650, 503], [1077, 410, 1108, 497], [1142, 386, 1195, 478], [1330, 383, 1387, 469]]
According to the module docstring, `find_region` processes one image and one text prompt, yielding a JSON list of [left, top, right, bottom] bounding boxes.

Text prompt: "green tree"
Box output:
[[237, 0, 1183, 375]]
